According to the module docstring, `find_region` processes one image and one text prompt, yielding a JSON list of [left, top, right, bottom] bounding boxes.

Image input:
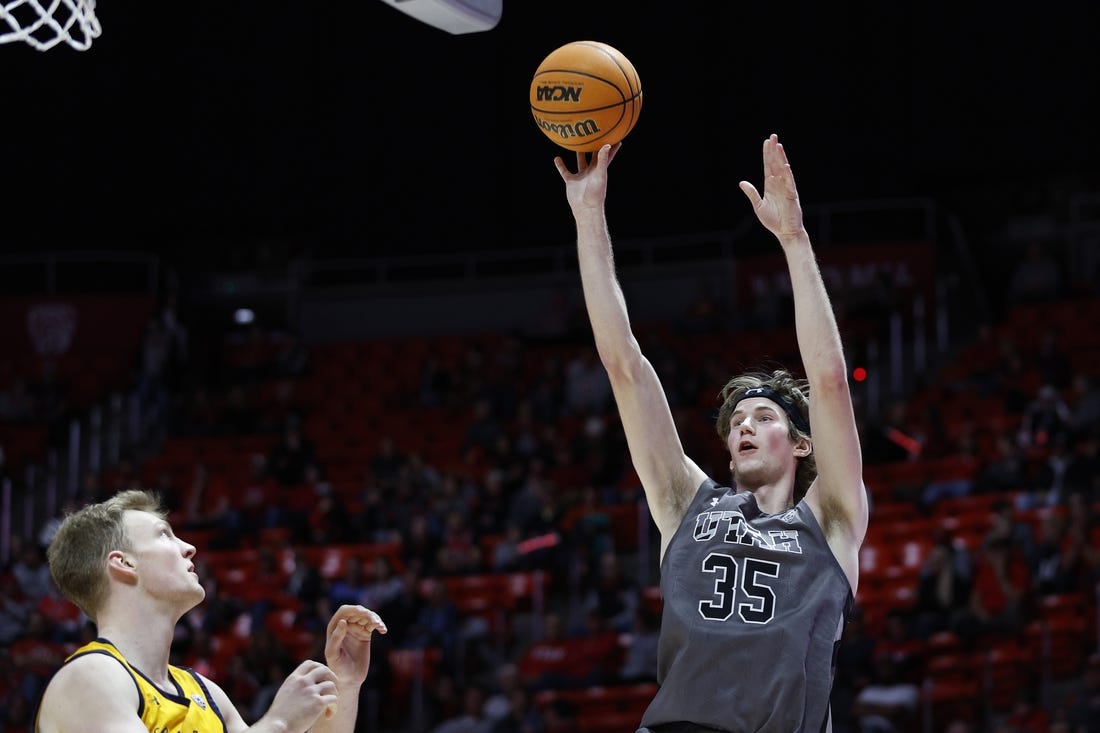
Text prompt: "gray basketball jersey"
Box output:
[[637, 478, 853, 733]]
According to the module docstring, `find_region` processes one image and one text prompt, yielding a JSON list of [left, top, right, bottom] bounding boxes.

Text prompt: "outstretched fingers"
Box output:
[[328, 604, 387, 641]]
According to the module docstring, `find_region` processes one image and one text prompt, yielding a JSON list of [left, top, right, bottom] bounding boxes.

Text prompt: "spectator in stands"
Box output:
[[187, 558, 241, 637], [137, 312, 171, 423], [430, 683, 492, 733], [913, 533, 973, 637], [273, 330, 310, 378], [285, 548, 326, 630], [986, 498, 1036, 556], [36, 489, 386, 733], [579, 549, 640, 633], [259, 378, 308, 435], [527, 359, 566, 424], [369, 434, 408, 491], [1018, 384, 1072, 451], [360, 555, 406, 616], [11, 543, 52, 602], [681, 276, 723, 334], [473, 470, 514, 546], [488, 522, 525, 573], [570, 412, 627, 491], [506, 470, 558, 538], [851, 654, 920, 733], [1, 689, 33, 733], [35, 582, 82, 642], [436, 509, 483, 576], [410, 579, 464, 676], [1062, 429, 1100, 501], [356, 480, 398, 544], [618, 606, 661, 684], [511, 399, 545, 463], [516, 611, 618, 692], [237, 452, 279, 537], [563, 345, 612, 416], [375, 562, 424, 645], [1057, 495, 1100, 593], [861, 399, 923, 466], [1063, 653, 1100, 733], [175, 384, 221, 436], [482, 663, 521, 725], [1034, 330, 1073, 391], [988, 334, 1033, 414], [267, 420, 319, 487], [1067, 373, 1100, 440], [462, 397, 505, 463], [403, 513, 443, 577], [960, 536, 1031, 637], [417, 349, 453, 408], [876, 609, 924, 673], [306, 482, 355, 546], [455, 343, 491, 408], [0, 571, 30, 646], [561, 485, 614, 565], [250, 657, 294, 725], [10, 608, 70, 703], [489, 687, 546, 733], [831, 608, 878, 733], [1001, 687, 1052, 733], [236, 625, 297, 695], [554, 135, 867, 732], [423, 673, 463, 731], [36, 498, 79, 553], [136, 295, 189, 430], [180, 461, 239, 549], [973, 434, 1030, 495], [327, 555, 373, 612], [484, 433, 528, 495], [177, 626, 221, 679]]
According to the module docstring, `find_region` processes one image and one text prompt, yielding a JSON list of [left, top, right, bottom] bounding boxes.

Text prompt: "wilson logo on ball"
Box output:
[[535, 117, 601, 141], [535, 85, 582, 103]]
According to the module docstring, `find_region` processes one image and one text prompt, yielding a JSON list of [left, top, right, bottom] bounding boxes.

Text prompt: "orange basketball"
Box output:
[[529, 41, 642, 153]]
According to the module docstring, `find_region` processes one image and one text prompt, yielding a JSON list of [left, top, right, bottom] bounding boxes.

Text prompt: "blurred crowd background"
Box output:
[[1, 191, 1098, 733]]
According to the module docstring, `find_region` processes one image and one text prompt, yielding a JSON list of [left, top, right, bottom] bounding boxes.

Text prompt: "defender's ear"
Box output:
[[107, 551, 138, 582], [794, 438, 813, 458]]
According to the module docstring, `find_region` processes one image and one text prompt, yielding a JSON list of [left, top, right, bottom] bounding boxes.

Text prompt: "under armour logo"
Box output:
[[710, 498, 719, 507]]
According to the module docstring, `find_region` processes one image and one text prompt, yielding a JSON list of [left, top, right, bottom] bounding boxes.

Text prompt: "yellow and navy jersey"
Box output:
[[35, 638, 228, 733]]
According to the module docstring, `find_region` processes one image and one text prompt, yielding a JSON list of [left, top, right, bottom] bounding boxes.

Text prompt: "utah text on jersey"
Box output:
[[692, 508, 804, 554]]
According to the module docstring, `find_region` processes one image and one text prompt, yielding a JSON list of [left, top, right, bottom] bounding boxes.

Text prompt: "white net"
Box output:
[[1, 0, 101, 51]]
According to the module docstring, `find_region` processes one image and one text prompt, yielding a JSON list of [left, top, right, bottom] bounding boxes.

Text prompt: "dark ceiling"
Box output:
[[4, 1, 1098, 273]]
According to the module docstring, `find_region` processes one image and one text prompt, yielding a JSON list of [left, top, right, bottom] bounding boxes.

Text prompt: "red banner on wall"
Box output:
[[0, 295, 154, 380]]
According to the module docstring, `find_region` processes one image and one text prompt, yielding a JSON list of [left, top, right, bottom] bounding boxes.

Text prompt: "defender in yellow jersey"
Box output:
[[53, 639, 228, 733], [35, 490, 387, 733]]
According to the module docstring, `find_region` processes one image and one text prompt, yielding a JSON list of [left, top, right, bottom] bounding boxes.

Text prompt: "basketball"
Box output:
[[529, 41, 642, 153]]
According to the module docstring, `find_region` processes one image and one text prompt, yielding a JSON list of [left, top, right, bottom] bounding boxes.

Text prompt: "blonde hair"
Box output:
[[47, 490, 165, 623], [715, 369, 816, 502]]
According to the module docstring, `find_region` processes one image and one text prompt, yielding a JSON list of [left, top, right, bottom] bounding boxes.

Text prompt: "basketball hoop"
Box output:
[[1, 0, 101, 51]]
